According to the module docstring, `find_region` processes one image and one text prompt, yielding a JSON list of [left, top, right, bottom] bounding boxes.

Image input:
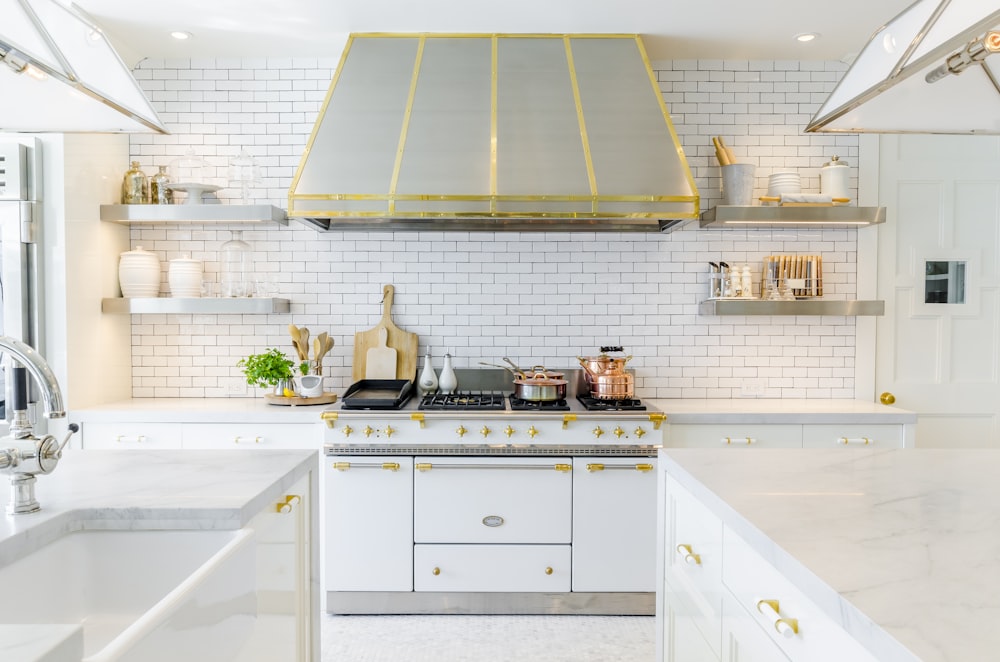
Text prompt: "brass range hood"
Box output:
[[289, 34, 699, 232]]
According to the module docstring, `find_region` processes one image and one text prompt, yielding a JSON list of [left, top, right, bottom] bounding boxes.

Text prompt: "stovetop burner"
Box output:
[[576, 395, 647, 411], [508, 396, 571, 412], [419, 391, 506, 411]]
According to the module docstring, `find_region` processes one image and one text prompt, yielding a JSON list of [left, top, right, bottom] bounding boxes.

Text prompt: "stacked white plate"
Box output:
[[118, 246, 161, 298], [168, 256, 204, 297], [767, 171, 801, 197]]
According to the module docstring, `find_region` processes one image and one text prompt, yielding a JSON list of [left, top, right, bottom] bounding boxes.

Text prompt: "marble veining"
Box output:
[[661, 448, 1000, 662]]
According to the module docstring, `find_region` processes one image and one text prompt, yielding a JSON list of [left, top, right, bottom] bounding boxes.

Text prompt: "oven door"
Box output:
[[413, 456, 572, 544]]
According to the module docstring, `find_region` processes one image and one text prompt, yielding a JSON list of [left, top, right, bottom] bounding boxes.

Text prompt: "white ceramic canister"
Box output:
[[118, 246, 161, 298], [168, 255, 204, 297], [820, 156, 849, 199]]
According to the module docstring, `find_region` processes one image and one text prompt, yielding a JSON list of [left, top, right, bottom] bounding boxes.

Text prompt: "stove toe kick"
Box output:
[[326, 591, 654, 615]]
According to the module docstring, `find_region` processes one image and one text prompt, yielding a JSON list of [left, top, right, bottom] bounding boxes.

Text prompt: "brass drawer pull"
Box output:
[[675, 544, 701, 565], [756, 599, 799, 638]]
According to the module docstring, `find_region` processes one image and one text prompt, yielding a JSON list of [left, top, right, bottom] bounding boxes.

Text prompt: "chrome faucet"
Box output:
[[0, 335, 77, 515]]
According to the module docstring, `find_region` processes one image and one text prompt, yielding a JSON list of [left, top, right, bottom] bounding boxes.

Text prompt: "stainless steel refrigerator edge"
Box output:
[[0, 138, 45, 433]]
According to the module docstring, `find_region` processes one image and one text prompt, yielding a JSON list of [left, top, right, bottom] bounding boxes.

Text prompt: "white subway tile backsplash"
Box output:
[[125, 57, 862, 399]]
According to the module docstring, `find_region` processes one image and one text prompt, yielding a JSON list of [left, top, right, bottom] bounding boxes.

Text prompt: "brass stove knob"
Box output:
[[363, 426, 374, 438], [384, 425, 395, 438], [480, 426, 491, 438], [634, 427, 646, 438], [592, 426, 605, 438], [342, 425, 353, 438], [456, 425, 467, 438], [504, 425, 515, 438], [527, 426, 539, 439], [613, 426, 624, 439]]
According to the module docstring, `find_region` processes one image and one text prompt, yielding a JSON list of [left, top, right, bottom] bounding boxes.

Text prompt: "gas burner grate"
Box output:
[[419, 391, 507, 411], [508, 396, 571, 412], [576, 395, 647, 411]]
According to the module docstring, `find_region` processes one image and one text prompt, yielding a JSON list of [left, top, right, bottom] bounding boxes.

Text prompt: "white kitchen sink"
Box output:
[[0, 528, 257, 662]]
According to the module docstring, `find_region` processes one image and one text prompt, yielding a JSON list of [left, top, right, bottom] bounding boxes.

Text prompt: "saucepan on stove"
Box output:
[[578, 346, 635, 400], [479, 361, 568, 401]]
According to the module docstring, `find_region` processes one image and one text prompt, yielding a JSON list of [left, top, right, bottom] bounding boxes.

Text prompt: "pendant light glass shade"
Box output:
[[0, 0, 167, 133], [806, 0, 1000, 134]]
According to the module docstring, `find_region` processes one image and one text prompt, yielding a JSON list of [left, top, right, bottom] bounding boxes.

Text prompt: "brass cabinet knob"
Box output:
[[880, 391, 896, 405], [363, 426, 374, 438], [432, 567, 441, 576], [527, 426, 539, 439], [613, 426, 624, 438], [456, 425, 467, 438], [592, 426, 604, 438], [634, 427, 646, 438], [384, 425, 396, 438], [480, 426, 491, 438], [504, 425, 515, 438], [545, 567, 553, 575], [342, 425, 353, 438]]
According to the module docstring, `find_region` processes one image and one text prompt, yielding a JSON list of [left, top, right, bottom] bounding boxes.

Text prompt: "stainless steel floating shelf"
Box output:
[[100, 204, 288, 225], [699, 205, 886, 229], [699, 299, 885, 316], [102, 297, 290, 314]]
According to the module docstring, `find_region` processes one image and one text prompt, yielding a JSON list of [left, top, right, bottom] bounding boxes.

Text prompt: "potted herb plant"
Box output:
[[238, 347, 295, 395]]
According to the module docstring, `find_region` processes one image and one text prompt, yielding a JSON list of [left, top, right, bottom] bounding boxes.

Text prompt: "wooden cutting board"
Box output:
[[365, 327, 397, 379], [352, 284, 419, 382]]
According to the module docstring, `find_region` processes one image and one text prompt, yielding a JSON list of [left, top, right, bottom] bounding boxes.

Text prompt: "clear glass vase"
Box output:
[[220, 230, 254, 297]]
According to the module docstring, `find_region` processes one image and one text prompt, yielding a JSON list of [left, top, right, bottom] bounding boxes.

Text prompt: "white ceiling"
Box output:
[[71, 0, 916, 65]]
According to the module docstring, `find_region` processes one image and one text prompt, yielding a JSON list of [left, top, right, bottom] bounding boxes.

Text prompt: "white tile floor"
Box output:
[[322, 614, 656, 661]]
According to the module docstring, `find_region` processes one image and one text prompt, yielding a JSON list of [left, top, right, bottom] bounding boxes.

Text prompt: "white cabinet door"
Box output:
[[666, 424, 802, 448], [413, 456, 572, 544], [660, 577, 718, 662], [723, 593, 792, 662], [801, 424, 902, 448], [414, 544, 571, 592], [572, 457, 657, 592], [324, 456, 413, 592], [81, 422, 182, 449]]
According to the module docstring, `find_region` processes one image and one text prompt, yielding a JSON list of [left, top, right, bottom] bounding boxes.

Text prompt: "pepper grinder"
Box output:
[[438, 353, 458, 394], [418, 351, 439, 395]]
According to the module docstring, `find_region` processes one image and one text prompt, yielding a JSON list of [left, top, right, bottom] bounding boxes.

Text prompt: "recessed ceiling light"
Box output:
[[170, 31, 192, 40], [795, 33, 820, 43]]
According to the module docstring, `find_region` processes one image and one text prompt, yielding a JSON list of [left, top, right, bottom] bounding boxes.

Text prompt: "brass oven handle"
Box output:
[[413, 463, 572, 471]]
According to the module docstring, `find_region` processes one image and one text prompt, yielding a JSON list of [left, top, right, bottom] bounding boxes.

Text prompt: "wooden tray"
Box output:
[[264, 392, 338, 406]]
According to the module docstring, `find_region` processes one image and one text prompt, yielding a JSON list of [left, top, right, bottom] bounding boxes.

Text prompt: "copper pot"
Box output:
[[578, 348, 634, 400], [587, 373, 635, 400]]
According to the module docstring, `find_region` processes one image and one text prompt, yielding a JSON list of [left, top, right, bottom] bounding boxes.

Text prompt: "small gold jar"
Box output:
[[121, 161, 149, 204]]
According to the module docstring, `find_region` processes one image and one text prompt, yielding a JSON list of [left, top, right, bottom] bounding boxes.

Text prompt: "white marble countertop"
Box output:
[[72, 397, 915, 426], [70, 397, 326, 424], [649, 398, 916, 424], [660, 448, 999, 662], [0, 449, 317, 568]]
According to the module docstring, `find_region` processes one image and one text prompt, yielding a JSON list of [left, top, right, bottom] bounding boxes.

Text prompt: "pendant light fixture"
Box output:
[[0, 0, 167, 133], [806, 0, 1000, 134]]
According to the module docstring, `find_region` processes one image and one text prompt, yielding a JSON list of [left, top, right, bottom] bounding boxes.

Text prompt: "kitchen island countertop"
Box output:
[[661, 448, 999, 662]]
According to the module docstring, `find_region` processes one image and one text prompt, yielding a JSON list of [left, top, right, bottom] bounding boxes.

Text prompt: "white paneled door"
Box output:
[[876, 135, 1000, 447]]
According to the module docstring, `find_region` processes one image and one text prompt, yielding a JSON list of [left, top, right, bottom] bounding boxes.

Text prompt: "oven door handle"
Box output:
[[414, 462, 572, 472], [331, 461, 401, 471]]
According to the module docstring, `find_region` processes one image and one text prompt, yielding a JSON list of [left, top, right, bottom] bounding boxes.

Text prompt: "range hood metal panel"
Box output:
[[288, 34, 699, 231]]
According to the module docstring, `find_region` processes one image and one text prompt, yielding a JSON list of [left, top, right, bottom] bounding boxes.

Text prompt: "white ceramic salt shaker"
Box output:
[[438, 353, 458, 394], [418, 352, 439, 395]]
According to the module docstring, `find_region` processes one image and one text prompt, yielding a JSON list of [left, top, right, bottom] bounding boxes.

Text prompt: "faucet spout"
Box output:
[[0, 335, 65, 419]]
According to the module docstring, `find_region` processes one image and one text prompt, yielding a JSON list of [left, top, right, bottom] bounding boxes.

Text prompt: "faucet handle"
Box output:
[[54, 423, 80, 457]]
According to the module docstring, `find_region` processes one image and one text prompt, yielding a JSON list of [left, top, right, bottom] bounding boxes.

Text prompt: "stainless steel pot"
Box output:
[[512, 371, 568, 401]]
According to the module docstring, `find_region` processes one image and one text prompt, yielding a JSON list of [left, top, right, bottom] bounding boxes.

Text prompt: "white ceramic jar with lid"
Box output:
[[168, 255, 204, 297], [118, 246, 161, 298], [820, 156, 850, 199]]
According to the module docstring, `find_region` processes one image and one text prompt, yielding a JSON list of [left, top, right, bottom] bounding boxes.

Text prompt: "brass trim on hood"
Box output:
[[288, 33, 699, 231]]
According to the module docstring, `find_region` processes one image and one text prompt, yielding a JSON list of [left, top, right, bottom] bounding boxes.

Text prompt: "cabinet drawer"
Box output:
[[666, 424, 801, 448], [801, 424, 902, 448], [722, 527, 878, 662], [414, 544, 570, 592], [81, 422, 182, 449], [665, 477, 724, 658], [413, 457, 572, 544], [183, 423, 318, 449]]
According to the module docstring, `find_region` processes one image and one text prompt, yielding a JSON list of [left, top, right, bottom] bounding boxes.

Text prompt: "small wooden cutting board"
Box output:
[[352, 284, 419, 382], [365, 327, 397, 379]]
